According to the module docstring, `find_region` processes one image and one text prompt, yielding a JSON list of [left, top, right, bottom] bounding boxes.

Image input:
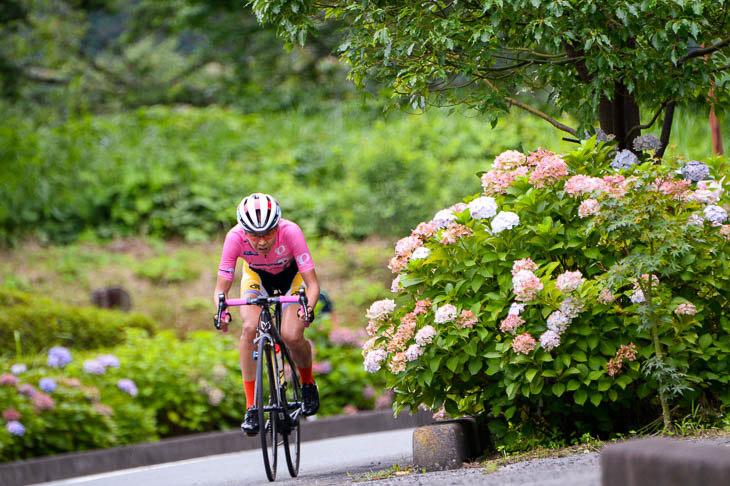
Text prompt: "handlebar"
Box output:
[[213, 288, 310, 330]]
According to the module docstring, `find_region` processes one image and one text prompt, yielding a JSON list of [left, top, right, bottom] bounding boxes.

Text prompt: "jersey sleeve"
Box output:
[[286, 222, 315, 274], [217, 229, 242, 281]]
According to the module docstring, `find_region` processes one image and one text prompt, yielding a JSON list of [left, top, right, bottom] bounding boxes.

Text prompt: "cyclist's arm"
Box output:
[[301, 269, 320, 318], [214, 275, 233, 308]]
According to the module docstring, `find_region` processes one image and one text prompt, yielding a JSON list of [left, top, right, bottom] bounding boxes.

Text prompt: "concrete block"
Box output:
[[601, 437, 730, 486], [412, 418, 479, 471]]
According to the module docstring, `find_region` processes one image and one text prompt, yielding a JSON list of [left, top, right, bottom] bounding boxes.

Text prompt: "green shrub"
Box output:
[[0, 321, 388, 461], [364, 141, 730, 448], [0, 287, 155, 357]]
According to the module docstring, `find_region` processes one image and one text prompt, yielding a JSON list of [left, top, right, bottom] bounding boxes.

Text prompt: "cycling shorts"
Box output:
[[240, 260, 305, 305]]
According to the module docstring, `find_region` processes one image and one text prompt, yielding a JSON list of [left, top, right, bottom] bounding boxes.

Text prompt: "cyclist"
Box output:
[[214, 193, 321, 436]]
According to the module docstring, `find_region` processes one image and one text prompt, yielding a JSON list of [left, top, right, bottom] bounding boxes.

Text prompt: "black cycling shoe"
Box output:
[[241, 407, 259, 436], [301, 383, 320, 416]]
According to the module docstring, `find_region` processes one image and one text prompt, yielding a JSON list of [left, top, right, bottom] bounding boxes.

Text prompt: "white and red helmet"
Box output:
[[236, 193, 281, 233]]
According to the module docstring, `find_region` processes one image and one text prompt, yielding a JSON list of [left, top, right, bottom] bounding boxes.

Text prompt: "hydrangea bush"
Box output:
[[365, 140, 730, 446]]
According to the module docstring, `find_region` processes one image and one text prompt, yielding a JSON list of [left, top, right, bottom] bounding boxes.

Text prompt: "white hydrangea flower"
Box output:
[[434, 304, 458, 324], [432, 209, 457, 229], [468, 196, 498, 219], [508, 302, 525, 316], [540, 330, 561, 351], [415, 325, 437, 346], [546, 311, 571, 334], [411, 246, 431, 260], [491, 211, 520, 233], [366, 299, 396, 321], [405, 344, 424, 361], [363, 349, 387, 373], [630, 289, 646, 304]]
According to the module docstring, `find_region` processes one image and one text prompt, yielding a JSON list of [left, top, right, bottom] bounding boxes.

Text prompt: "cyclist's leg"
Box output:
[[239, 262, 264, 408], [280, 273, 312, 370]]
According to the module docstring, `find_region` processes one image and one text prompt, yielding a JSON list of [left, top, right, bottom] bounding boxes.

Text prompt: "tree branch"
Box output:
[[625, 99, 670, 140], [506, 97, 577, 135], [679, 37, 730, 64]]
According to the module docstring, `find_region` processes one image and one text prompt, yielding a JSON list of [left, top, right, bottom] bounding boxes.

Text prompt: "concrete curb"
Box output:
[[601, 437, 730, 486], [412, 418, 479, 471], [1, 409, 433, 486]]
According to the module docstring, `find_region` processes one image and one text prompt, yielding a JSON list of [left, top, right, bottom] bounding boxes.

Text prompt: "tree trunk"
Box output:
[[598, 83, 641, 151]]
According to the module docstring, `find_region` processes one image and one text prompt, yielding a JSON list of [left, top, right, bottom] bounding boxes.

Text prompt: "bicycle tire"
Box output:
[[256, 336, 278, 481], [281, 347, 302, 477]]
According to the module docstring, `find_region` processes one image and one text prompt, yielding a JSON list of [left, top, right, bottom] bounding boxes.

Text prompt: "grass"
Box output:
[[0, 235, 394, 336]]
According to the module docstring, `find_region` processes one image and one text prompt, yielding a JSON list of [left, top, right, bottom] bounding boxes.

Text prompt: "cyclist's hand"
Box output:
[[215, 311, 231, 333], [297, 305, 315, 324]]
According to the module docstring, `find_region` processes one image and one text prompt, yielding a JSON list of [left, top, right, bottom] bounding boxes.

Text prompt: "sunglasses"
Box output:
[[246, 228, 278, 242]]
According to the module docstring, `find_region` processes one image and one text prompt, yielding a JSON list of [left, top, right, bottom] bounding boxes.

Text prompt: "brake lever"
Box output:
[[214, 292, 227, 330]]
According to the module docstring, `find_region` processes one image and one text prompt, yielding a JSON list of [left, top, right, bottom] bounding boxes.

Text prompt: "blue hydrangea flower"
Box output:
[[117, 379, 138, 397], [632, 134, 662, 152], [98, 355, 120, 369], [611, 150, 639, 170], [47, 347, 72, 368], [704, 205, 728, 225], [39, 377, 57, 393], [83, 359, 106, 375], [681, 160, 710, 182], [6, 421, 25, 436]]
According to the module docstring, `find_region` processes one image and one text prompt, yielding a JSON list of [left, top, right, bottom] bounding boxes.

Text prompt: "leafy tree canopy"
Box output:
[[252, 0, 730, 150], [0, 0, 349, 113]]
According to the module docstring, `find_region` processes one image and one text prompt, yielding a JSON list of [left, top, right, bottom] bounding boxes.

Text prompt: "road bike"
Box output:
[[214, 288, 308, 481]]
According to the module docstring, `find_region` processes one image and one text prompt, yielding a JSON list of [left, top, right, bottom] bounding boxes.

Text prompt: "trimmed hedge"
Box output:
[[0, 287, 155, 356]]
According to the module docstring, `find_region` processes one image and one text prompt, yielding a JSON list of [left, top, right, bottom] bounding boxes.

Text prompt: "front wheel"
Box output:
[[281, 348, 302, 477], [256, 337, 277, 481]]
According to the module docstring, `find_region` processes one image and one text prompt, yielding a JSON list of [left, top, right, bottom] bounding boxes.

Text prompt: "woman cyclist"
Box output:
[[214, 193, 321, 436]]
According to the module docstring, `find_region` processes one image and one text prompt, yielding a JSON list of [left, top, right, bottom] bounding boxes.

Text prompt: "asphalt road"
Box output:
[[32, 428, 415, 486]]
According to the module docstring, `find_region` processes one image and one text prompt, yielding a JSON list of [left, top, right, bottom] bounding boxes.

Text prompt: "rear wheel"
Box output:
[[256, 337, 277, 481], [281, 348, 302, 477]]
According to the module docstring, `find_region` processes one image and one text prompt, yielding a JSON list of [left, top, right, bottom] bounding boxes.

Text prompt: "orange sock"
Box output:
[[244, 380, 256, 409], [298, 366, 315, 385]]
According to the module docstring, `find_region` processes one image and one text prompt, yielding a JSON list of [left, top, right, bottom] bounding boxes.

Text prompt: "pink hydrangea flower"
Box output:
[[414, 299, 432, 315], [493, 150, 527, 170], [412, 221, 439, 240], [512, 270, 543, 302], [556, 270, 584, 293], [719, 225, 730, 240], [597, 289, 616, 305], [529, 155, 568, 188], [564, 175, 606, 197], [526, 147, 557, 166], [511, 258, 538, 276], [0, 374, 18, 387], [387, 321, 416, 353], [674, 303, 697, 316], [2, 409, 21, 421], [395, 235, 422, 257], [440, 223, 473, 245], [481, 167, 529, 195], [457, 310, 478, 329], [432, 406, 447, 421], [512, 333, 537, 355], [32, 392, 56, 411], [500, 314, 525, 334], [578, 198, 600, 218], [389, 352, 407, 373]]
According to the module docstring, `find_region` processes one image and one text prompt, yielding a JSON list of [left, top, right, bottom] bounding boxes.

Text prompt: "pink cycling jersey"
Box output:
[[217, 219, 315, 281]]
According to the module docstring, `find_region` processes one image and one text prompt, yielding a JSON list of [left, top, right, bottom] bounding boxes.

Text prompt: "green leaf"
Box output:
[[572, 350, 587, 362], [699, 334, 713, 349], [504, 406, 516, 420], [590, 392, 603, 407], [567, 379, 581, 391], [574, 388, 588, 405], [525, 369, 538, 383], [530, 377, 544, 394], [446, 355, 459, 372], [468, 358, 482, 375], [552, 382, 566, 397]]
